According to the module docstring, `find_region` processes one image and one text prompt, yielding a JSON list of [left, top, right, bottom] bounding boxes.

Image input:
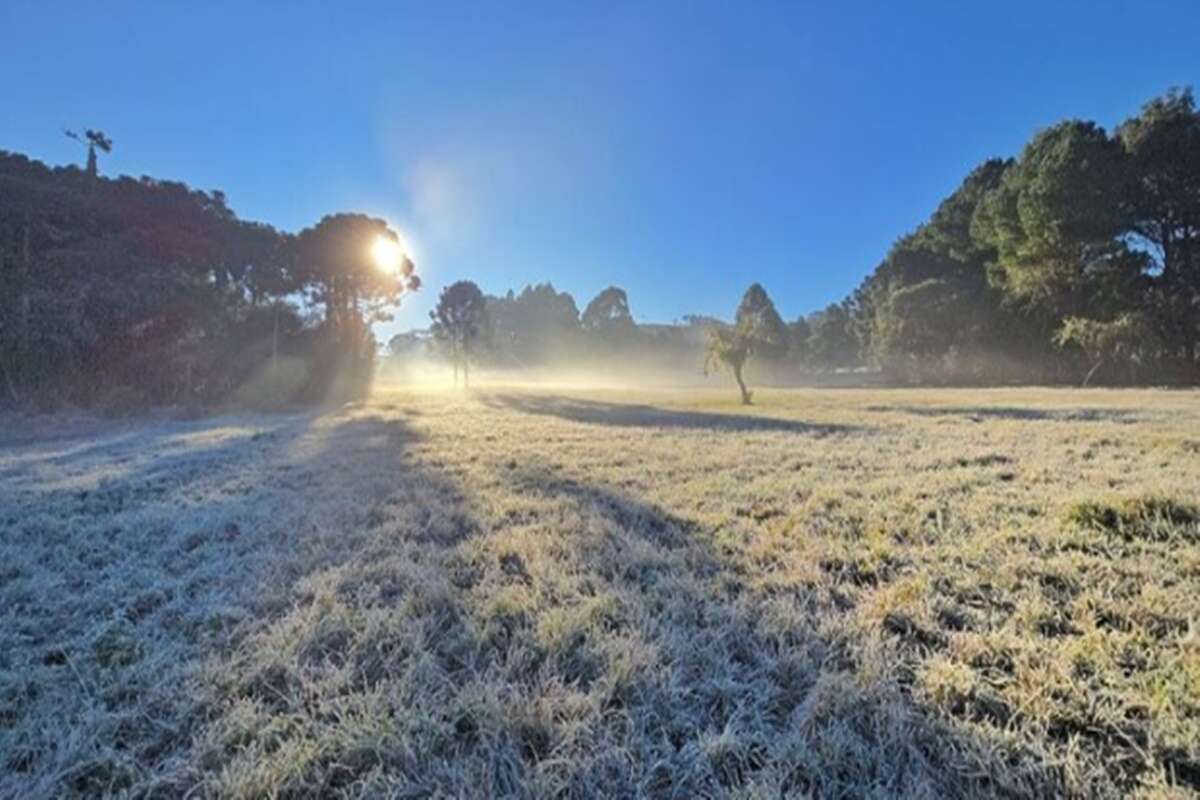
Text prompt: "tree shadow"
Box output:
[[0, 407, 473, 798], [483, 392, 860, 435], [0, 411, 320, 496], [866, 404, 1142, 423], [499, 462, 1061, 797], [0, 408, 1080, 797]]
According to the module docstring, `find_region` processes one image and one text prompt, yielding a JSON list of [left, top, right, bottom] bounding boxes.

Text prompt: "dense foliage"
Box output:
[[845, 88, 1200, 385], [0, 151, 417, 410]]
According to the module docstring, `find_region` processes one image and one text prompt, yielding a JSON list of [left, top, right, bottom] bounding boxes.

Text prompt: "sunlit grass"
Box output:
[[1, 386, 1198, 797]]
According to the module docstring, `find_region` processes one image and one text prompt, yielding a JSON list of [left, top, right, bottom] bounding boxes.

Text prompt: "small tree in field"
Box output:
[[430, 281, 488, 387], [704, 324, 755, 404], [704, 284, 787, 404], [1055, 313, 1156, 386]]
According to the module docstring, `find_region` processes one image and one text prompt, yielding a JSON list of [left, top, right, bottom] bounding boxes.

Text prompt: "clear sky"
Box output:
[[3, 1, 1198, 339]]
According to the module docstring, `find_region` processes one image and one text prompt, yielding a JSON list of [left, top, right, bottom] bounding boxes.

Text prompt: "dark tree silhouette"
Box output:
[[292, 214, 418, 336], [64, 129, 112, 178], [291, 214, 419, 401], [430, 280, 489, 387]]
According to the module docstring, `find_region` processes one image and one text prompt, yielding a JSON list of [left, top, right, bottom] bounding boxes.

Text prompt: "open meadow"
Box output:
[[2, 386, 1199, 798]]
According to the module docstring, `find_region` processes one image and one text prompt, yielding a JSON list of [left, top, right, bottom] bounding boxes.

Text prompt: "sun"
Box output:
[[371, 235, 404, 273]]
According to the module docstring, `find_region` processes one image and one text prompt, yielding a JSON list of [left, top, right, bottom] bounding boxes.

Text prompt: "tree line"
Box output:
[[839, 87, 1200, 386], [406, 87, 1200, 395], [400, 278, 802, 399], [4, 87, 1197, 412], [0, 147, 418, 411]]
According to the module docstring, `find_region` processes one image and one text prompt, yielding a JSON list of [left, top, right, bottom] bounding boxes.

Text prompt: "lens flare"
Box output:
[[371, 236, 404, 273]]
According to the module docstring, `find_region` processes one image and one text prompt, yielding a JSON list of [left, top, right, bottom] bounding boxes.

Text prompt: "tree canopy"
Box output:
[[430, 280, 489, 387], [0, 151, 417, 408], [581, 286, 634, 334]]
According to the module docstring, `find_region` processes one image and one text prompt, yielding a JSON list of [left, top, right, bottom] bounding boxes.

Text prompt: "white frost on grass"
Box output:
[[1, 388, 1199, 798]]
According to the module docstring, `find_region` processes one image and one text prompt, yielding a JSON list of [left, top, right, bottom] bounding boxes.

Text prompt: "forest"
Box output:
[[3, 87, 1199, 412]]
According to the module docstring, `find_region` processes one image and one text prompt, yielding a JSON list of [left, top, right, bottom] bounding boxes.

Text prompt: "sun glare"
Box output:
[[371, 236, 404, 273]]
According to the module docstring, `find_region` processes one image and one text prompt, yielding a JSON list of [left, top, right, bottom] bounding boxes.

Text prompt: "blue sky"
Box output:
[[3, 1, 1198, 338]]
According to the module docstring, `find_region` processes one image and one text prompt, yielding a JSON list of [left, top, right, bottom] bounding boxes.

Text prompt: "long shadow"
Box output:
[[0, 407, 468, 798], [501, 462, 1059, 797], [0, 411, 319, 501], [0, 407, 1092, 796], [866, 404, 1141, 423], [483, 392, 860, 435]]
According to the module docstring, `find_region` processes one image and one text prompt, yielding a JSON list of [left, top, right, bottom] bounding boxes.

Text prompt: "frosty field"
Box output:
[[2, 387, 1199, 798]]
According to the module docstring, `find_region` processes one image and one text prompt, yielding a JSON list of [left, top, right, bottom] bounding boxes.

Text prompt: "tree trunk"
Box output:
[[733, 364, 752, 405], [463, 345, 470, 388], [1082, 358, 1105, 388]]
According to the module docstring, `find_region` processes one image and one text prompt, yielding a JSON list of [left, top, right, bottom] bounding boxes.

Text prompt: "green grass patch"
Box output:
[[1067, 495, 1200, 542]]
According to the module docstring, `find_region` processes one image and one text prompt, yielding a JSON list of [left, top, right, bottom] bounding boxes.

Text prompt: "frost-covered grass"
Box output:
[[2, 386, 1199, 798]]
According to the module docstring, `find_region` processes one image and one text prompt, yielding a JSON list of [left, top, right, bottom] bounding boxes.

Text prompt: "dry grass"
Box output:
[[2, 386, 1199, 798]]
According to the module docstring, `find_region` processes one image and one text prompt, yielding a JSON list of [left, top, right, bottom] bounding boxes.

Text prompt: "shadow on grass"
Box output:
[[866, 404, 1141, 423], [0, 408, 447, 798], [0, 407, 1075, 797], [483, 392, 859, 435], [0, 411, 319, 494], [500, 463, 1060, 797]]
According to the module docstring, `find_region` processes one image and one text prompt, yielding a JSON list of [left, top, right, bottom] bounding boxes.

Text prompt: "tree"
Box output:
[[806, 304, 858, 370], [735, 283, 788, 360], [581, 286, 634, 333], [974, 121, 1143, 320], [486, 282, 580, 366], [704, 324, 755, 404], [64, 129, 112, 178], [291, 214, 418, 401], [850, 162, 1010, 381], [430, 280, 489, 387], [292, 214, 418, 337], [871, 278, 989, 383], [704, 284, 788, 404], [0, 149, 299, 406], [1116, 88, 1200, 363], [1055, 314, 1157, 386], [0, 147, 431, 409], [788, 317, 811, 364]]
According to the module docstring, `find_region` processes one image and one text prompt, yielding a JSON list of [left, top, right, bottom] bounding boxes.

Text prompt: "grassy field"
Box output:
[[2, 386, 1199, 798]]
